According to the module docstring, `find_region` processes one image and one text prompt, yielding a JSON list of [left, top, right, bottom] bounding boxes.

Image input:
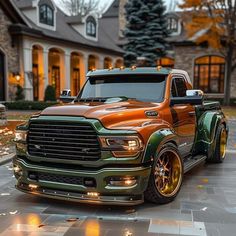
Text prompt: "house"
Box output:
[[0, 0, 124, 101]]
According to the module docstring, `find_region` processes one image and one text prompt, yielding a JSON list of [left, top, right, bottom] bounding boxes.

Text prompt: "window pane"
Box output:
[[175, 77, 187, 97]]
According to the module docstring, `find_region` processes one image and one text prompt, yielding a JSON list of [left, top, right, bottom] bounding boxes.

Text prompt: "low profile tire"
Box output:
[[209, 124, 227, 163], [144, 143, 183, 204]]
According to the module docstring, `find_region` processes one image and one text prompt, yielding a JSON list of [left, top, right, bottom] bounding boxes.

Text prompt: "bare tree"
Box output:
[[60, 0, 102, 16]]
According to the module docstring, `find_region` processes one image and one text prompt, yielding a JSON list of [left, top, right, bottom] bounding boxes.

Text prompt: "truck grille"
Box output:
[[28, 121, 101, 161], [38, 173, 84, 185]]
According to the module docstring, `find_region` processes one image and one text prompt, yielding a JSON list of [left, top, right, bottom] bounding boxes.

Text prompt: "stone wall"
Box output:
[[0, 6, 20, 101], [119, 0, 127, 37], [173, 45, 236, 98]]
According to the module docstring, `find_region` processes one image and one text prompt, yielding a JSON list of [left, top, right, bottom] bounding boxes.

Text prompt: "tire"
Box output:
[[144, 143, 183, 204], [209, 124, 227, 163]]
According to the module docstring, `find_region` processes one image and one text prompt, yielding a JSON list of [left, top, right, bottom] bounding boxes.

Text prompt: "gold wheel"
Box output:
[[154, 150, 182, 197], [220, 128, 227, 159]]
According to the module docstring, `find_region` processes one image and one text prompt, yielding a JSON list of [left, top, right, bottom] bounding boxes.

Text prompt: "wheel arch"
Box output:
[[194, 111, 228, 158], [143, 129, 179, 163]]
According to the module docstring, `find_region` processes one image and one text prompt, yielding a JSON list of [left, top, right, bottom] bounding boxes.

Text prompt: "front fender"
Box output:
[[143, 129, 179, 163], [194, 111, 227, 157]]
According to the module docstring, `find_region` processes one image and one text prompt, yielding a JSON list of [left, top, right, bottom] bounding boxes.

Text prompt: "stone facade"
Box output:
[[174, 45, 236, 97], [119, 0, 127, 37], [0, 6, 20, 100]]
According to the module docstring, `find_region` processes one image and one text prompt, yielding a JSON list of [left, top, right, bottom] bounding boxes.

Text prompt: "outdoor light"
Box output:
[[120, 66, 125, 70], [108, 177, 137, 187], [99, 136, 143, 157], [131, 65, 137, 70], [13, 73, 21, 82], [14, 130, 27, 142]]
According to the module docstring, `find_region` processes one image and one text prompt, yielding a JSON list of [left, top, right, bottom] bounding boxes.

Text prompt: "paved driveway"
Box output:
[[0, 121, 235, 236]]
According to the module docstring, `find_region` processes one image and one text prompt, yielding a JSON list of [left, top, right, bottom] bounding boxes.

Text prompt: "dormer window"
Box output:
[[39, 4, 54, 26], [86, 16, 96, 37], [167, 18, 178, 32]]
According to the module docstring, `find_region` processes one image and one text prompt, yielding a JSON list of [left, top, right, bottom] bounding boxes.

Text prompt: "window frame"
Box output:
[[171, 76, 188, 98], [39, 4, 54, 26], [86, 16, 97, 38], [194, 56, 225, 93], [167, 18, 178, 32]]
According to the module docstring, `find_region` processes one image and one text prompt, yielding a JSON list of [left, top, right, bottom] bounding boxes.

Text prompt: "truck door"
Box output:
[[170, 76, 196, 156]]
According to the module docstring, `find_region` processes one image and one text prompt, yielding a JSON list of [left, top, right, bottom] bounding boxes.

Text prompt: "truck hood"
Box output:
[[40, 100, 162, 129]]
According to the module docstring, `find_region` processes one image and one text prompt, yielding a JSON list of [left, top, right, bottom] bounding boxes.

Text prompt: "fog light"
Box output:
[[13, 165, 23, 178], [29, 184, 38, 190], [87, 192, 99, 197], [109, 177, 137, 187]]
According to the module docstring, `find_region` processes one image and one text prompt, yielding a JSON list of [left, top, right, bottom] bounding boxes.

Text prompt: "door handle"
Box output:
[[188, 111, 196, 117]]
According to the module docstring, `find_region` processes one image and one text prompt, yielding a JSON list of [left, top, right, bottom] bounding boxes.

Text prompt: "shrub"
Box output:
[[15, 85, 25, 101], [44, 85, 56, 102], [4, 101, 58, 110]]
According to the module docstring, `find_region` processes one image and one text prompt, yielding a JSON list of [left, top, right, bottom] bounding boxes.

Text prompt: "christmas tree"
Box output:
[[124, 0, 169, 67]]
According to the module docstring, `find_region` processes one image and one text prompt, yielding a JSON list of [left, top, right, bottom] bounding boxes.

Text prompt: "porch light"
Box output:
[[120, 66, 125, 70], [108, 66, 113, 71], [13, 73, 21, 82], [131, 65, 137, 70]]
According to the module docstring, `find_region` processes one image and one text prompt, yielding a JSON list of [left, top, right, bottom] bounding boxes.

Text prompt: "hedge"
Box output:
[[4, 101, 59, 110]]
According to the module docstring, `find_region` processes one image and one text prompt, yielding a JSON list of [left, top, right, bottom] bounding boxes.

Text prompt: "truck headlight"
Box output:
[[14, 130, 27, 142], [99, 136, 143, 157]]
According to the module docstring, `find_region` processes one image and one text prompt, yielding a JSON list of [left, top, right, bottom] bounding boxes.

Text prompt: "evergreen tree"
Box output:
[[124, 0, 169, 67]]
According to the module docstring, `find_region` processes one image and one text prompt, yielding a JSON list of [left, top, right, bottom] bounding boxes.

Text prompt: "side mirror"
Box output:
[[170, 90, 204, 106]]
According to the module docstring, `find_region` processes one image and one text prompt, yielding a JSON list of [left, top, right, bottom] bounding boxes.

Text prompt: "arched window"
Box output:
[[194, 56, 225, 93], [157, 57, 175, 68], [167, 18, 178, 32], [104, 57, 112, 69], [86, 16, 96, 37], [39, 4, 54, 26], [88, 55, 96, 71]]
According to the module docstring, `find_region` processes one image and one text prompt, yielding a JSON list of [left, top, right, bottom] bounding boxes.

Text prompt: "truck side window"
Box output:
[[172, 77, 187, 97]]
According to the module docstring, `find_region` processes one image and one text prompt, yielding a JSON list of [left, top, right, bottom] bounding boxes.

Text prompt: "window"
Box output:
[[194, 56, 225, 93], [171, 77, 187, 97], [167, 18, 178, 32], [86, 16, 96, 37], [39, 4, 54, 26]]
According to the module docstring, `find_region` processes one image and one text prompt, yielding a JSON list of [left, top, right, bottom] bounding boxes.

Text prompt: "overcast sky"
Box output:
[[55, 0, 180, 14]]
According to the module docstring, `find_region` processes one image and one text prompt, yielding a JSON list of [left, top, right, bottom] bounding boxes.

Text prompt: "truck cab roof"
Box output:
[[86, 67, 192, 85]]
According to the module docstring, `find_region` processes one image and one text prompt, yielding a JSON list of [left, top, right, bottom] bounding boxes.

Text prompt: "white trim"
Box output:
[[83, 14, 98, 42]]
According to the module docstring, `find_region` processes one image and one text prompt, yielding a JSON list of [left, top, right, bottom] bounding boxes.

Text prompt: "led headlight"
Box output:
[[99, 136, 143, 157], [14, 130, 27, 142]]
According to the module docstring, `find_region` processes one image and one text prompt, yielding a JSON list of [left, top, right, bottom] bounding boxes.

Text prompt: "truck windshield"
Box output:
[[78, 75, 166, 102]]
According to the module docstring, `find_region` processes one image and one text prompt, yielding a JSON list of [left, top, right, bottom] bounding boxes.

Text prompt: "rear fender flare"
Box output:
[[195, 111, 228, 158], [143, 129, 179, 163]]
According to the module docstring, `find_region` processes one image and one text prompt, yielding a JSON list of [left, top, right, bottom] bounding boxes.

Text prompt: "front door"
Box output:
[[52, 66, 60, 98], [72, 68, 80, 96], [170, 76, 196, 157], [0, 51, 5, 101], [33, 64, 39, 101]]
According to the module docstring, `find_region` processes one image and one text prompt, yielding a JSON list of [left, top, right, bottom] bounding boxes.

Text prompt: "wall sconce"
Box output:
[[13, 72, 21, 82]]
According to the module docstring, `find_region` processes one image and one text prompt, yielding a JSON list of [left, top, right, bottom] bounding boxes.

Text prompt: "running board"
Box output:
[[184, 155, 207, 173]]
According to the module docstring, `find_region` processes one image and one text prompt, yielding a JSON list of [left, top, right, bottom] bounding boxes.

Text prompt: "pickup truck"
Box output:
[[13, 67, 228, 205]]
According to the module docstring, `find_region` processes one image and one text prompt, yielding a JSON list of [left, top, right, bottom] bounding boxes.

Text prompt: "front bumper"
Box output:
[[14, 157, 151, 205]]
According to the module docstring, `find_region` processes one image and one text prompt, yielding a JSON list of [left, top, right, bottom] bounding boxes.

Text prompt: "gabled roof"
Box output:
[[10, 0, 124, 55], [102, 0, 119, 18]]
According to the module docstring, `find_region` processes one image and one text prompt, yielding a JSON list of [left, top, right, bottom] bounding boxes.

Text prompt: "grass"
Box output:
[[222, 107, 236, 119]]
